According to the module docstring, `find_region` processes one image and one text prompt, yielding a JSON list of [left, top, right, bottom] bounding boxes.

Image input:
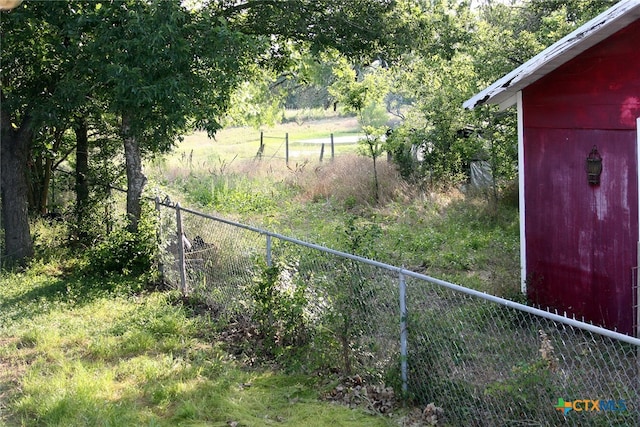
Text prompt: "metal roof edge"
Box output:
[[463, 0, 640, 110]]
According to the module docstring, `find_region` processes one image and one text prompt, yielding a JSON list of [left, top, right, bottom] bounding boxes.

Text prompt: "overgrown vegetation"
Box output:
[[143, 117, 640, 426], [85, 206, 160, 278], [151, 140, 520, 298], [248, 260, 310, 358], [0, 251, 396, 426], [2, 0, 633, 424], [5, 115, 637, 425], [0, 106, 528, 425]]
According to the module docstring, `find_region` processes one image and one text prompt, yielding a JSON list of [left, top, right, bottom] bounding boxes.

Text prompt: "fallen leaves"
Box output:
[[322, 375, 395, 414]]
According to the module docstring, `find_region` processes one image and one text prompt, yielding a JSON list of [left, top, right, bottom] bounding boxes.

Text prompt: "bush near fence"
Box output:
[[155, 198, 639, 426]]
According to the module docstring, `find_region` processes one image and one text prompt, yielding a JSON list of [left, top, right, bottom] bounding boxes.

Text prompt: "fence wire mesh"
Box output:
[[156, 201, 640, 426], [158, 203, 264, 316], [270, 240, 401, 379], [404, 277, 638, 426]]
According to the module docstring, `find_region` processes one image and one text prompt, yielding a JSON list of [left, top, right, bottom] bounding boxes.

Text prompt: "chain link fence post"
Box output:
[[175, 203, 187, 295], [266, 234, 272, 267], [155, 196, 165, 283], [399, 269, 408, 398]]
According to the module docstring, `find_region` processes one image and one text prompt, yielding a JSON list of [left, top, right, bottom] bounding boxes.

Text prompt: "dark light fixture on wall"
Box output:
[[586, 145, 602, 186]]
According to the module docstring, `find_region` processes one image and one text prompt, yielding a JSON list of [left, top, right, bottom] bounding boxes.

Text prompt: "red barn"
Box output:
[[465, 1, 640, 336]]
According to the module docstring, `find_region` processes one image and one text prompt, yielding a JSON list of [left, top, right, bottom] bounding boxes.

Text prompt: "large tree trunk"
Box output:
[[74, 118, 90, 241], [0, 111, 34, 265], [122, 115, 147, 233]]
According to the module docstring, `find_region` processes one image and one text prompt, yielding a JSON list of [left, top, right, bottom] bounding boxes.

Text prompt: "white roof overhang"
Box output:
[[464, 0, 640, 110]]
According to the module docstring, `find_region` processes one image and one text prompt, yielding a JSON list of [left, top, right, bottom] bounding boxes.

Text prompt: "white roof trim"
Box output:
[[464, 0, 640, 110]]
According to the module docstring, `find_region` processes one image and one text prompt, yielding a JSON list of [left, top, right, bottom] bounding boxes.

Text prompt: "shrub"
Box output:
[[86, 209, 158, 278], [312, 217, 386, 376], [248, 260, 310, 359]]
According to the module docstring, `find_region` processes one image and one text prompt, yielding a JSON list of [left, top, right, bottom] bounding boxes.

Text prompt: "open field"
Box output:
[[171, 115, 363, 169]]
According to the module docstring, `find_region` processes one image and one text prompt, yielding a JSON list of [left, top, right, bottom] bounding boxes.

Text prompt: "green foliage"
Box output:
[[179, 172, 282, 215], [248, 260, 310, 357], [282, 49, 338, 110], [254, 217, 391, 377], [337, 216, 382, 258], [85, 208, 158, 278], [484, 359, 556, 414], [384, 127, 420, 181], [389, 51, 483, 185], [329, 59, 390, 124], [225, 77, 287, 129], [31, 218, 71, 263], [0, 257, 393, 427], [329, 61, 392, 202], [236, 0, 399, 60], [322, 260, 382, 376], [2, 0, 615, 266], [379, 0, 612, 189], [320, 217, 383, 375]]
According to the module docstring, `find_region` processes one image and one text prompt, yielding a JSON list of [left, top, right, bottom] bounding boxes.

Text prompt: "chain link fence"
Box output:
[[156, 199, 639, 426]]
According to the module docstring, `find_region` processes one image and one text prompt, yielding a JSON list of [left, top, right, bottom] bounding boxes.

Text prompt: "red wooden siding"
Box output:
[[524, 19, 640, 130], [522, 19, 640, 334]]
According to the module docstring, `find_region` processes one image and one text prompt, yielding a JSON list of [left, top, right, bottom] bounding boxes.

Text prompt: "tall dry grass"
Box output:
[[286, 155, 412, 207], [152, 152, 416, 210]]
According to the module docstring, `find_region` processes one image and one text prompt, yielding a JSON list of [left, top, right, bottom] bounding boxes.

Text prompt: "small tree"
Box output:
[[359, 125, 387, 203], [249, 260, 309, 357], [330, 62, 391, 203], [325, 216, 382, 375]]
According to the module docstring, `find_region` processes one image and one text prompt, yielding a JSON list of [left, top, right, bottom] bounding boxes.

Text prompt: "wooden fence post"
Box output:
[[256, 131, 264, 159], [331, 133, 335, 161], [286, 133, 289, 165], [320, 143, 325, 162]]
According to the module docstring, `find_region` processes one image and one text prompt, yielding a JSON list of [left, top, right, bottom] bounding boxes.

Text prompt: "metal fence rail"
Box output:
[[156, 199, 639, 426]]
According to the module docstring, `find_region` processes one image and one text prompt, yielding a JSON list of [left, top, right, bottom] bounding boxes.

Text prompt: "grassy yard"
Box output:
[[0, 114, 523, 426], [0, 230, 395, 426], [146, 112, 521, 299]]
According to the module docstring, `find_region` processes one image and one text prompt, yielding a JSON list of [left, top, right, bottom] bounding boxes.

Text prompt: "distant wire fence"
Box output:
[[254, 131, 359, 163], [155, 198, 639, 426]]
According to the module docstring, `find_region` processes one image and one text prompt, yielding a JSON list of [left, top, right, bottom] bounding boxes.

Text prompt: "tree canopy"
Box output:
[[0, 0, 404, 264], [0, 0, 620, 265]]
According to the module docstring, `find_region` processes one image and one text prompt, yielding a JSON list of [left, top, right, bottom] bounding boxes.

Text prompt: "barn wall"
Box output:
[[524, 19, 640, 130], [522, 19, 640, 334]]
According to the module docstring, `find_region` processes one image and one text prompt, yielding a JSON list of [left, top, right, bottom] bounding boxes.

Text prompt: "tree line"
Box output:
[[0, 0, 616, 266]]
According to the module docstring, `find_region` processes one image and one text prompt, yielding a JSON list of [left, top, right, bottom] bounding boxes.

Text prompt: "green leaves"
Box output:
[[378, 0, 612, 187], [249, 260, 310, 356]]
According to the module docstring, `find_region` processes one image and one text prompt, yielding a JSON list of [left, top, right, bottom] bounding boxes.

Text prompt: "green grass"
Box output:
[[147, 113, 521, 297], [150, 114, 362, 179], [0, 258, 395, 427]]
